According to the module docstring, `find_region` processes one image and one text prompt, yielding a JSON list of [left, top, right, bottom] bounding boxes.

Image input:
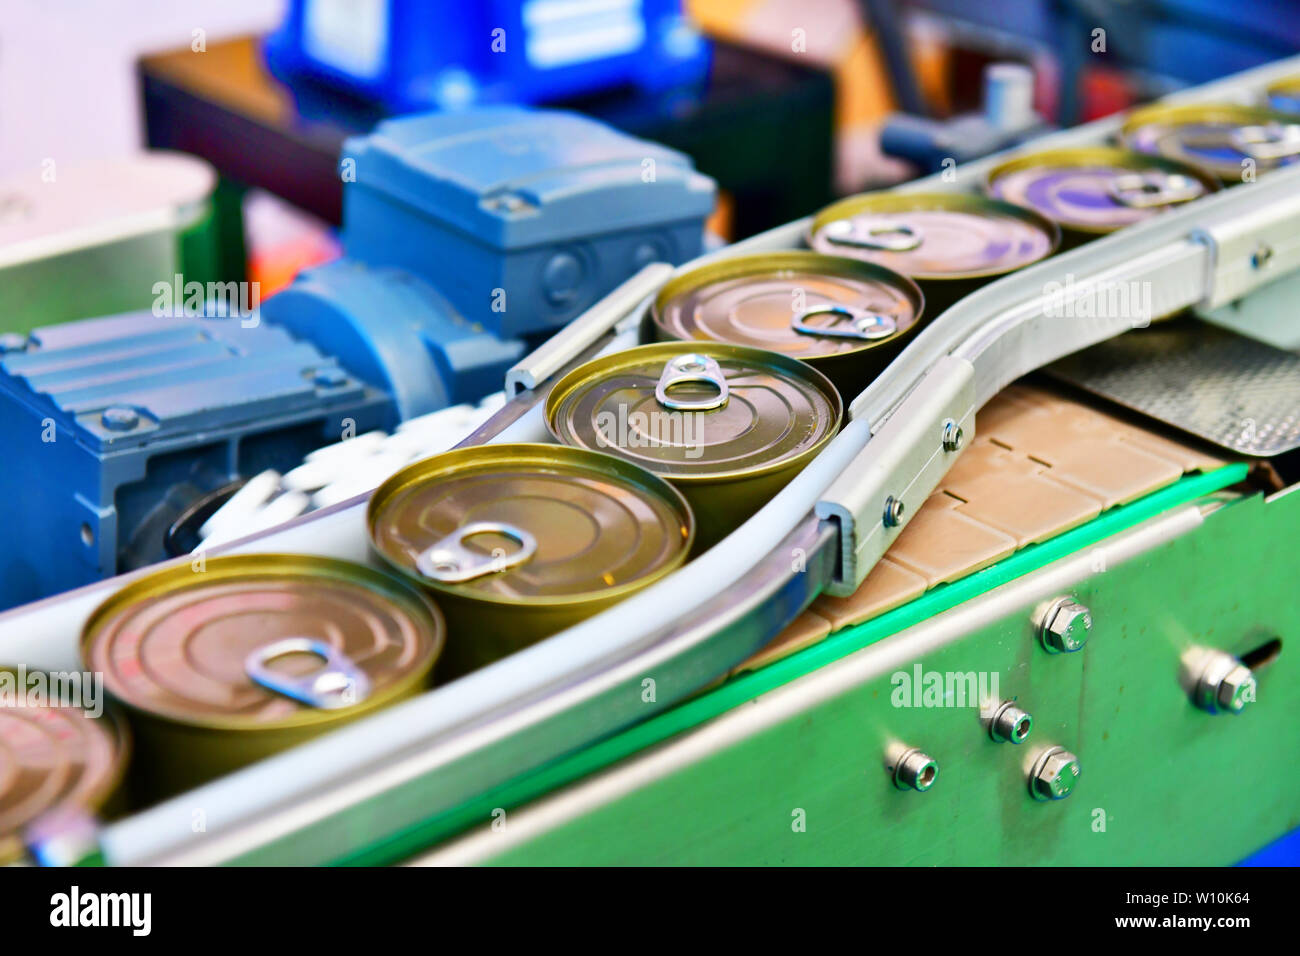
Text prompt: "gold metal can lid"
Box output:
[[546, 342, 842, 481], [1120, 103, 1300, 178], [81, 555, 444, 730], [651, 251, 923, 362], [807, 192, 1059, 280], [985, 147, 1220, 234], [0, 667, 128, 842], [369, 444, 694, 603]]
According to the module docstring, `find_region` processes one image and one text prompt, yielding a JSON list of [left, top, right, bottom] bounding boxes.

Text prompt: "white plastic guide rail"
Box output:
[[4, 54, 1300, 866]]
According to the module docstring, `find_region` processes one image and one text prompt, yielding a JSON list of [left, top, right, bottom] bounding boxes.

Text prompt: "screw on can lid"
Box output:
[[80, 555, 444, 730], [545, 342, 842, 481], [0, 667, 128, 844], [368, 444, 694, 603], [1120, 103, 1300, 178], [985, 147, 1220, 234], [652, 251, 923, 363], [807, 192, 1059, 281]]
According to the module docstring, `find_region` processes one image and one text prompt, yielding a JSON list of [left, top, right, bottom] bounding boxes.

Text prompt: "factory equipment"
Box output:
[[2, 55, 1299, 870]]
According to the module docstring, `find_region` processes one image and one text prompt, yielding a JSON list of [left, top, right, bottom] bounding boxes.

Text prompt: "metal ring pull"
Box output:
[[416, 521, 538, 583], [792, 304, 898, 341], [1230, 123, 1300, 161], [655, 353, 729, 411], [821, 217, 923, 252], [244, 637, 372, 710], [1108, 171, 1203, 208]]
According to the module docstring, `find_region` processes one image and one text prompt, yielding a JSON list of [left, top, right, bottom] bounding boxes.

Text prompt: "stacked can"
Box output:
[[369, 444, 694, 678], [1121, 103, 1300, 182], [986, 147, 1220, 244], [806, 192, 1059, 316], [650, 251, 923, 399], [546, 343, 842, 549], [81, 555, 443, 801], [0, 667, 130, 863]]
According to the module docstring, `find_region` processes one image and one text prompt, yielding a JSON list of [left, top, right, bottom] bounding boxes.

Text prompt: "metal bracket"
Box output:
[[1191, 183, 1300, 309], [817, 356, 976, 595]]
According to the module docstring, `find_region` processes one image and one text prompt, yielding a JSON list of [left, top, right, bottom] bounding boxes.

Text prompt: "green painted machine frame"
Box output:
[[324, 464, 1299, 865]]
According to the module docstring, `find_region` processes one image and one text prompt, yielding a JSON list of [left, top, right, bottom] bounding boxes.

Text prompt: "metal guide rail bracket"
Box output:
[[817, 356, 975, 595], [1191, 188, 1300, 308]]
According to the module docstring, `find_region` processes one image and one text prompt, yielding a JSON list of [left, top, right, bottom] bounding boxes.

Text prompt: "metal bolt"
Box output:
[[883, 496, 905, 528], [1028, 746, 1081, 801], [989, 701, 1033, 744], [941, 419, 964, 452], [313, 367, 349, 388], [1193, 649, 1257, 714], [1035, 596, 1091, 653], [0, 332, 29, 354], [101, 406, 139, 431], [892, 748, 938, 792]]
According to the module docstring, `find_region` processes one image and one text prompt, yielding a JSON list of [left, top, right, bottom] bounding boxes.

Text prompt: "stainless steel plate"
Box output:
[[1046, 319, 1300, 456]]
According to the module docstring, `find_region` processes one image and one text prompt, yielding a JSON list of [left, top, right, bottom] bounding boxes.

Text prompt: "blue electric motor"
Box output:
[[264, 106, 716, 418], [0, 107, 714, 610], [264, 0, 710, 111], [0, 312, 389, 609]]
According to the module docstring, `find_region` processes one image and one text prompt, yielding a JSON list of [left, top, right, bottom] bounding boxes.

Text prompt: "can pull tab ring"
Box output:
[[1108, 171, 1203, 208], [245, 638, 372, 710], [656, 353, 729, 411], [822, 218, 923, 252], [1231, 123, 1300, 161], [416, 521, 538, 583], [792, 305, 898, 341]]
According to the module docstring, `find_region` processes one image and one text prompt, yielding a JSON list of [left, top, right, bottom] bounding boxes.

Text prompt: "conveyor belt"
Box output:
[[735, 383, 1228, 674]]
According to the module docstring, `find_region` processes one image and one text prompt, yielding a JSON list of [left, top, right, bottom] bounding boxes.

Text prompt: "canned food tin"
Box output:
[[546, 342, 843, 549], [1120, 103, 1300, 180], [1267, 76, 1300, 115], [807, 192, 1060, 314], [1, 667, 129, 864], [81, 554, 443, 801], [985, 147, 1220, 238], [369, 444, 693, 678], [651, 251, 923, 398]]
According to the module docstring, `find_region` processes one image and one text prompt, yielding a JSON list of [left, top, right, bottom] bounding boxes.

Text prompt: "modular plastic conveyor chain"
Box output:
[[6, 54, 1300, 866]]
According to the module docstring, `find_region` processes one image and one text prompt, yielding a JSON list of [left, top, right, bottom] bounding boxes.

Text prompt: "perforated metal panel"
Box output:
[[1047, 320, 1300, 457]]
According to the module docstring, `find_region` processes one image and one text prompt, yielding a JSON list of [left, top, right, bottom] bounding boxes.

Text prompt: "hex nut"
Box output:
[[1038, 598, 1091, 653], [1029, 747, 1081, 801]]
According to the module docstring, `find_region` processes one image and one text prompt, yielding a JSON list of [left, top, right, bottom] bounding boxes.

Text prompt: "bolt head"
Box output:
[[883, 496, 905, 528], [313, 367, 349, 388], [1044, 600, 1091, 652], [942, 420, 964, 452], [893, 748, 938, 792], [101, 406, 139, 431], [1216, 664, 1257, 713], [0, 332, 29, 354], [1031, 748, 1081, 800]]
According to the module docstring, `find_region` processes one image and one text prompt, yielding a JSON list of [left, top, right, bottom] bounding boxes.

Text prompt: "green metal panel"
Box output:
[[432, 483, 1298, 865]]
